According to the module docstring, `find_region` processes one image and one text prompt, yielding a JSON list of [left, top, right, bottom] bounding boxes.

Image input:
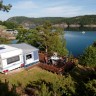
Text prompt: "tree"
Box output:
[[85, 79, 96, 96], [3, 21, 18, 29], [0, 0, 12, 12], [79, 45, 96, 67], [0, 0, 12, 44], [0, 25, 11, 44], [93, 41, 96, 47], [17, 21, 68, 56], [16, 28, 39, 47], [35, 21, 68, 55]]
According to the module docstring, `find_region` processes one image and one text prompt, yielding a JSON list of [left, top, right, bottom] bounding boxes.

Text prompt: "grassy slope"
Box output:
[[0, 67, 61, 87]]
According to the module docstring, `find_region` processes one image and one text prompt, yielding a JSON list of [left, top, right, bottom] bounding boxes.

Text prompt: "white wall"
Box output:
[[25, 52, 34, 65], [0, 49, 23, 72]]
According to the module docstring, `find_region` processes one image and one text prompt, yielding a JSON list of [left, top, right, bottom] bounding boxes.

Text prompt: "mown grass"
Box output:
[[0, 66, 62, 87]]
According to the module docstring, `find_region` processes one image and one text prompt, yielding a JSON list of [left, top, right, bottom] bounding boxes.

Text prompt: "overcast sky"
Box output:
[[0, 0, 96, 21]]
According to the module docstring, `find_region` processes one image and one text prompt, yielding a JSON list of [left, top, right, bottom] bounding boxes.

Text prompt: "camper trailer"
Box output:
[[9, 43, 39, 67], [0, 45, 24, 73]]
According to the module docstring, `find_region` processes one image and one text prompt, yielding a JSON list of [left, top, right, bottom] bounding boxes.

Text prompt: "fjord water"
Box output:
[[64, 31, 96, 57]]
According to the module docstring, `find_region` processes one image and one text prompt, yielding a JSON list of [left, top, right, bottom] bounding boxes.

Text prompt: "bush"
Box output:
[[25, 74, 76, 96], [85, 79, 96, 96], [79, 46, 96, 67]]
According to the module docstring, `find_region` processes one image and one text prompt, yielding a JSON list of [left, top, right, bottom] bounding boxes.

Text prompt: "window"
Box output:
[[7, 55, 20, 64], [0, 47, 5, 50], [26, 54, 32, 60]]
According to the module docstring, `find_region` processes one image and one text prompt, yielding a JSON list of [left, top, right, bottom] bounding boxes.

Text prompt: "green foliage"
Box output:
[[0, 0, 12, 12], [0, 37, 10, 44], [0, 80, 19, 96], [16, 28, 28, 43], [16, 28, 39, 47], [0, 65, 96, 96], [0, 21, 19, 29], [93, 41, 96, 47], [3, 21, 18, 29], [17, 21, 68, 56], [79, 46, 96, 67], [25, 74, 76, 96], [69, 65, 96, 96], [24, 69, 96, 96], [51, 75, 76, 96], [35, 21, 68, 55], [38, 83, 52, 96], [85, 79, 96, 96]]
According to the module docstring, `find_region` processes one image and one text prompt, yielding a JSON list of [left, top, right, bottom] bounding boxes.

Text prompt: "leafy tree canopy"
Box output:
[[17, 21, 68, 56], [79, 44, 96, 67], [0, 0, 12, 12]]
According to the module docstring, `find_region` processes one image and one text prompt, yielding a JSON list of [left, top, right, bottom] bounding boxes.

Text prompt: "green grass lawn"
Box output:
[[0, 66, 62, 87], [0, 65, 95, 96]]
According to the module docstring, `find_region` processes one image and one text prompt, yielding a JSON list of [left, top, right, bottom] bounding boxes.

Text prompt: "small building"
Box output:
[[6, 29, 18, 36], [9, 43, 39, 67], [0, 44, 24, 73]]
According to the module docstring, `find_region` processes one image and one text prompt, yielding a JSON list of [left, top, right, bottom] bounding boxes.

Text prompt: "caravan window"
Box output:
[[26, 54, 32, 60], [7, 55, 20, 64]]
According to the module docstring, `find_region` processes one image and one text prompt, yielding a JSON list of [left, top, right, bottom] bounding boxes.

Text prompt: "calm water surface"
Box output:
[[64, 31, 96, 57]]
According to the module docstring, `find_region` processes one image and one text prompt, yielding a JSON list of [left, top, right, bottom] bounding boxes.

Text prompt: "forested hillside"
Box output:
[[7, 15, 96, 25]]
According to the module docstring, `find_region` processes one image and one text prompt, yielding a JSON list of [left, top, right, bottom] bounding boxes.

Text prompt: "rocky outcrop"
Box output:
[[83, 24, 96, 27], [53, 23, 96, 28], [69, 24, 81, 27], [53, 23, 68, 28]]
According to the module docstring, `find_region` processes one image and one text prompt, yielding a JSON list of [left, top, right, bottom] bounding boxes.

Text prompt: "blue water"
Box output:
[[64, 31, 96, 57], [11, 40, 18, 44]]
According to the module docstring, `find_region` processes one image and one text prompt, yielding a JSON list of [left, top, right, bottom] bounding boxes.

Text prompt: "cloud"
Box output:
[[41, 5, 83, 17], [13, 0, 38, 10]]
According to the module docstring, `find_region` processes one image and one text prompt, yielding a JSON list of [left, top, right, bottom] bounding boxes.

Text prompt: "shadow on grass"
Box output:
[[0, 79, 19, 96]]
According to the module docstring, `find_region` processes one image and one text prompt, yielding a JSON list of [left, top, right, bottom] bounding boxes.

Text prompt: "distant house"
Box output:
[[9, 43, 39, 67], [0, 44, 24, 73], [6, 29, 18, 36]]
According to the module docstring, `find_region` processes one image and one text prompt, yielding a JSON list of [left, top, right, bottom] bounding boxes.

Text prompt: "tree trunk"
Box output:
[[45, 46, 48, 53]]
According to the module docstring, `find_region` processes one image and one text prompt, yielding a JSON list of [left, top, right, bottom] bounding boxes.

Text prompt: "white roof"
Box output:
[[0, 44, 19, 54]]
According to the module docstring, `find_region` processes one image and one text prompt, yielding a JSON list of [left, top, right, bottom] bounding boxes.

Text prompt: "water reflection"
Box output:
[[64, 31, 96, 57]]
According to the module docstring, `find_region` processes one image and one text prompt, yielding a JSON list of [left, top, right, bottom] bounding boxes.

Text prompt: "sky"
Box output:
[[0, 0, 96, 21]]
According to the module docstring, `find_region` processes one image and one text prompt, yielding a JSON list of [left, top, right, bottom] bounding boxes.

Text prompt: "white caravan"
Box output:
[[9, 43, 39, 67], [0, 44, 24, 73]]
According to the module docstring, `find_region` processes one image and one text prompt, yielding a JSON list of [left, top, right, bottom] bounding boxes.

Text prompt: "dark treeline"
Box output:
[[0, 21, 18, 29], [65, 27, 96, 31]]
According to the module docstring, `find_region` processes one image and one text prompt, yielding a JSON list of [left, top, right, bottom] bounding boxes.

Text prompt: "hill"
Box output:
[[7, 15, 96, 28]]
